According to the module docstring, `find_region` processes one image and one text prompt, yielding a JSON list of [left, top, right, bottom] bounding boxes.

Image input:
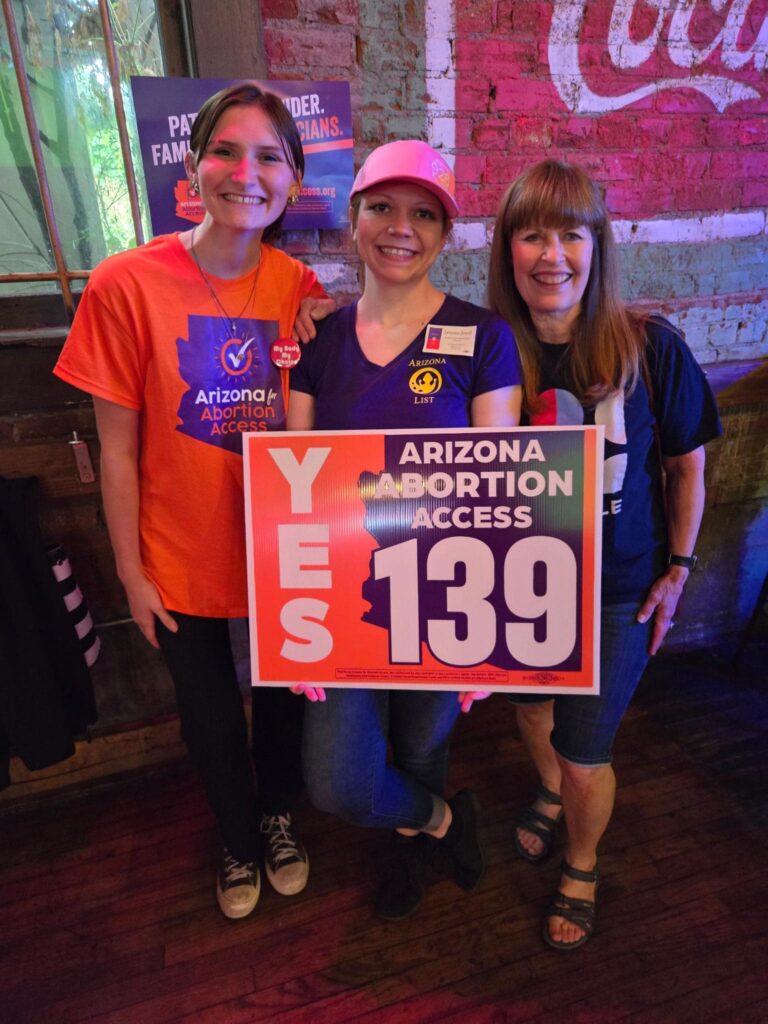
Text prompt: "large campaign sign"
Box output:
[[244, 427, 604, 695], [130, 77, 353, 234]]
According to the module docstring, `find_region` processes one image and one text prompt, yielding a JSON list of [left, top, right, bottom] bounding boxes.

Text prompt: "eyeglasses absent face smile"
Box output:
[[510, 224, 594, 333], [353, 182, 448, 285]]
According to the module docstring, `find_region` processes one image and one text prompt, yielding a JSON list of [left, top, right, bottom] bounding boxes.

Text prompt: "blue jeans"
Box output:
[[302, 688, 462, 830], [506, 601, 653, 766]]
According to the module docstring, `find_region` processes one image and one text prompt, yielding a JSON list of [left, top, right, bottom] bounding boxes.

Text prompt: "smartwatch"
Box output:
[[668, 554, 698, 571]]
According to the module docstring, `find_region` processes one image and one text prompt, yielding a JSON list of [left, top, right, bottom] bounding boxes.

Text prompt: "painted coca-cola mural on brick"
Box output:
[[263, 0, 767, 363], [455, 0, 768, 220]]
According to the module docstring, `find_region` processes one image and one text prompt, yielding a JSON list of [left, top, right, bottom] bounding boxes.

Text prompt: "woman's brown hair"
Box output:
[[487, 159, 646, 412], [190, 82, 304, 244]]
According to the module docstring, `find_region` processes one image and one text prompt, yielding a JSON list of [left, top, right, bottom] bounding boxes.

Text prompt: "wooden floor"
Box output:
[[1, 645, 767, 1024]]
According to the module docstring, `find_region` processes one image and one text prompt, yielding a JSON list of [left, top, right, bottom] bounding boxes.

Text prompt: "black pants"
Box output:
[[157, 613, 303, 862]]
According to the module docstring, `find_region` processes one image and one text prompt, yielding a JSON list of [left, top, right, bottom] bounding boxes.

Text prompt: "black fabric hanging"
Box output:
[[0, 476, 98, 789]]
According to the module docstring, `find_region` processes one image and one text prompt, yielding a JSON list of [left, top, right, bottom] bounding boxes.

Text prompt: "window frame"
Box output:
[[0, 0, 194, 328]]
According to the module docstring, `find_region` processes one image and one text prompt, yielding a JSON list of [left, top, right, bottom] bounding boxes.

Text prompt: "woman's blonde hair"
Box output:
[[487, 160, 646, 412]]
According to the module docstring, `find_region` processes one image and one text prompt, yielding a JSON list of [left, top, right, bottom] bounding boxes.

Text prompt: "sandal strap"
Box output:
[[560, 859, 599, 884], [517, 805, 562, 841], [537, 784, 562, 807], [547, 890, 597, 935]]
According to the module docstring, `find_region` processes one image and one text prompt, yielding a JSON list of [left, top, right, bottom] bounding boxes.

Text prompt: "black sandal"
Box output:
[[542, 860, 600, 950], [513, 784, 563, 863]]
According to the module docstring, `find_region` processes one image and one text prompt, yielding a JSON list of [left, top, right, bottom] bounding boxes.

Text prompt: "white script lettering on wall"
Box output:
[[549, 0, 766, 114]]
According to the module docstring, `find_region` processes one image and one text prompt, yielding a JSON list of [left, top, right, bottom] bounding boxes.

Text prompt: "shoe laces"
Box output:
[[221, 849, 256, 885], [261, 814, 303, 866]]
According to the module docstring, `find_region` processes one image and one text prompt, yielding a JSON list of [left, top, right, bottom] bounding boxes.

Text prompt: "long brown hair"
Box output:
[[190, 82, 304, 244], [487, 160, 646, 412]]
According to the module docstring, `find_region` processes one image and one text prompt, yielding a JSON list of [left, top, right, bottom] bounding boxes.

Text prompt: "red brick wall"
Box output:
[[455, 0, 768, 220], [261, 0, 768, 361], [262, 1, 768, 221]]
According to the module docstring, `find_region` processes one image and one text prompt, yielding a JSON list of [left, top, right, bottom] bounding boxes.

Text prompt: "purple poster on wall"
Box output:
[[130, 77, 354, 234]]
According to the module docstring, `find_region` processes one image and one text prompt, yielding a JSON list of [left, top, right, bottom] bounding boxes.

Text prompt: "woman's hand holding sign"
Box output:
[[457, 691, 491, 714], [290, 684, 326, 702]]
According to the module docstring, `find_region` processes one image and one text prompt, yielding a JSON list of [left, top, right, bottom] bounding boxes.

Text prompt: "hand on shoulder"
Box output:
[[292, 297, 337, 342]]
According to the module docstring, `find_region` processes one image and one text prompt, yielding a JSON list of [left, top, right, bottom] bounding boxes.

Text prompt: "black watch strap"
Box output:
[[668, 554, 698, 571]]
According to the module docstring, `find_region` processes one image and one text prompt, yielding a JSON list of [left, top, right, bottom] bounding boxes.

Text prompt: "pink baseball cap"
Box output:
[[350, 140, 459, 218]]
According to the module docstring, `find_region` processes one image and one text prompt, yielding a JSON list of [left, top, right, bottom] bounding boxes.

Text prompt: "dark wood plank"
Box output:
[[709, 999, 768, 1024], [75, 966, 255, 1024], [1, 648, 766, 1024], [624, 968, 768, 1023]]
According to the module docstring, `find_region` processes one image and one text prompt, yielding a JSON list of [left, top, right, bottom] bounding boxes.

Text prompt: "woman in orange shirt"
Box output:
[[55, 83, 329, 920]]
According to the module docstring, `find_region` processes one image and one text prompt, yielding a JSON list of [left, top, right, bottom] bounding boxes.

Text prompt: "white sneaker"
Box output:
[[216, 848, 260, 919], [260, 813, 309, 896]]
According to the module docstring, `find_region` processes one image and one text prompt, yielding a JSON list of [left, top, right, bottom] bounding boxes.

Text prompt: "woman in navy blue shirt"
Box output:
[[487, 159, 721, 950]]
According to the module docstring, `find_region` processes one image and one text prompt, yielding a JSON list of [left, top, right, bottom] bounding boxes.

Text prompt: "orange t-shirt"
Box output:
[[54, 233, 325, 617]]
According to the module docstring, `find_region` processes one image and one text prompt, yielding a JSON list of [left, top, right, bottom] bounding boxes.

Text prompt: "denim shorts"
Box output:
[[506, 601, 652, 766]]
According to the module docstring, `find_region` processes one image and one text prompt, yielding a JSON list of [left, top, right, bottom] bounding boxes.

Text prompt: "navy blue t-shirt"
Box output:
[[528, 318, 722, 601], [290, 294, 521, 428]]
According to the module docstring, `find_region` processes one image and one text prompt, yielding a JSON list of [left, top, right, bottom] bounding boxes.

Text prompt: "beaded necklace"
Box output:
[[189, 224, 261, 339]]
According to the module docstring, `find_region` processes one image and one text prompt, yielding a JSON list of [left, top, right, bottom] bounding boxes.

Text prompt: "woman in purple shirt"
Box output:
[[288, 140, 522, 920]]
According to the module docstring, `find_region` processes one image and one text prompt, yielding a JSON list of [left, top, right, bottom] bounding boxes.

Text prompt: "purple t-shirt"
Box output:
[[290, 294, 521, 428], [291, 293, 522, 667]]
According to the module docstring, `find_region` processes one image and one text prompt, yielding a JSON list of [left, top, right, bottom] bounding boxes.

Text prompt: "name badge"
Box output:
[[422, 323, 477, 357]]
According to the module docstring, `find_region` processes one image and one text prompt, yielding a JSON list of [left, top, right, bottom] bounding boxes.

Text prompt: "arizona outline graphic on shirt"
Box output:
[[531, 388, 627, 517], [176, 314, 284, 454]]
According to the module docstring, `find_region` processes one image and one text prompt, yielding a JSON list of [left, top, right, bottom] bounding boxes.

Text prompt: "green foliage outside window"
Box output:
[[0, 0, 165, 292]]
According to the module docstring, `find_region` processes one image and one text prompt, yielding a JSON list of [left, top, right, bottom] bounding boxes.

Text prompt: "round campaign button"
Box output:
[[270, 338, 302, 369]]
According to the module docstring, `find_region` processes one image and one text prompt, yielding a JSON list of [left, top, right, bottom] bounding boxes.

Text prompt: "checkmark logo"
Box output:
[[228, 336, 255, 368]]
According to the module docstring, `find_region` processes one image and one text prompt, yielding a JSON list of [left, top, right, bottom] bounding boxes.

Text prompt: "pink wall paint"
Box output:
[[454, 0, 768, 221], [261, 0, 768, 362]]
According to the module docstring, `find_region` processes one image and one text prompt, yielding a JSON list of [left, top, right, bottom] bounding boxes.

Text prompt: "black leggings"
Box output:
[[157, 613, 303, 862]]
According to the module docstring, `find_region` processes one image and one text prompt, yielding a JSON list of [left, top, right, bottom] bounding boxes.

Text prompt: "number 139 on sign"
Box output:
[[374, 535, 578, 669]]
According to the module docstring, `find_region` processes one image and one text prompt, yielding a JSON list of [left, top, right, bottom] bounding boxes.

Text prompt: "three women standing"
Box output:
[[57, 84, 720, 947]]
